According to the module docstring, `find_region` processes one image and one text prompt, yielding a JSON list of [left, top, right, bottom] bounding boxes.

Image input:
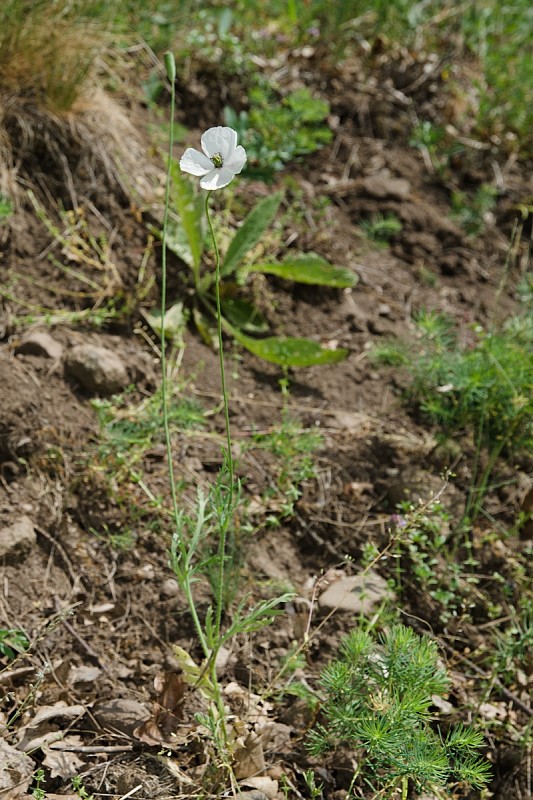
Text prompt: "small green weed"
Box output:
[[89, 522, 137, 551], [224, 86, 332, 180], [409, 120, 465, 176], [372, 309, 533, 518], [0, 193, 13, 220], [302, 769, 323, 800], [249, 406, 322, 525], [307, 624, 491, 797], [491, 599, 533, 686], [0, 627, 30, 661], [2, 193, 153, 330], [91, 385, 205, 492], [360, 213, 402, 246], [72, 775, 94, 800], [451, 183, 498, 237], [32, 768, 47, 800], [386, 500, 481, 624], [413, 320, 532, 444]]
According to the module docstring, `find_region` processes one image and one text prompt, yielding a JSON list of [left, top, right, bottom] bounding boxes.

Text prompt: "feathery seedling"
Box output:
[[307, 624, 491, 798]]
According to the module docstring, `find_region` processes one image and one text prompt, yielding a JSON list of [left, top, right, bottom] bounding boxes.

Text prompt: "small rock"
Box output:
[[362, 173, 411, 201], [343, 481, 374, 501], [135, 564, 155, 581], [161, 578, 180, 598], [64, 344, 129, 395], [0, 515, 36, 561], [15, 331, 63, 360], [431, 694, 454, 714], [318, 570, 393, 614]]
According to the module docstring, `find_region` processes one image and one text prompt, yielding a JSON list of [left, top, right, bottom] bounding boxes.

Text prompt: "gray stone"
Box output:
[[0, 515, 36, 561], [318, 570, 393, 614], [15, 331, 63, 360], [362, 173, 411, 201], [64, 344, 128, 395], [161, 578, 180, 598]]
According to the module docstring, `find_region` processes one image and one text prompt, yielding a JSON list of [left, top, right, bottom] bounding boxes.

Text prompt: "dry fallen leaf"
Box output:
[[233, 732, 266, 780], [240, 776, 279, 799], [43, 747, 85, 780], [134, 673, 189, 746], [93, 698, 151, 737], [16, 703, 86, 753], [0, 739, 35, 800], [68, 665, 102, 684]]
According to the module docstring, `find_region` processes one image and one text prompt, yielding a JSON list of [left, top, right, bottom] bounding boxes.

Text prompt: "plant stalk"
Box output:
[[205, 191, 235, 644], [160, 55, 209, 659]]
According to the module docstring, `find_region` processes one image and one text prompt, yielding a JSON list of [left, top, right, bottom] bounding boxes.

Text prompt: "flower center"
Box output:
[[210, 152, 223, 168]]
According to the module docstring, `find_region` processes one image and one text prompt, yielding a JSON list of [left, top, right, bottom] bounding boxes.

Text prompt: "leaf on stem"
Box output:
[[233, 330, 348, 367], [222, 191, 283, 277], [169, 161, 204, 272], [220, 296, 269, 333], [252, 254, 357, 288]]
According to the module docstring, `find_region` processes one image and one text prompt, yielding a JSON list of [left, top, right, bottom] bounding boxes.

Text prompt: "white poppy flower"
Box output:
[[180, 126, 247, 190]]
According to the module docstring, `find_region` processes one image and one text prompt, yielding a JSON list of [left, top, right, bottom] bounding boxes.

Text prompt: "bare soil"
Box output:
[[0, 49, 531, 800]]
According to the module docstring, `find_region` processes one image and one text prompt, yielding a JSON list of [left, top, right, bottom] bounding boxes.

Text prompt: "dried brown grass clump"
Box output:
[[0, 89, 150, 209], [0, 2, 154, 214], [0, 0, 106, 113]]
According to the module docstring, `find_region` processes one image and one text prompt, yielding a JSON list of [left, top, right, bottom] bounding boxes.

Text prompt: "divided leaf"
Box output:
[[252, 254, 357, 288], [222, 191, 283, 277]]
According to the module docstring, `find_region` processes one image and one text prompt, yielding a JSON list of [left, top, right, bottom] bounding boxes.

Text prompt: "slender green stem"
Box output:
[[161, 54, 231, 765], [160, 64, 178, 524], [205, 191, 235, 642], [468, 437, 507, 520], [160, 57, 209, 658]]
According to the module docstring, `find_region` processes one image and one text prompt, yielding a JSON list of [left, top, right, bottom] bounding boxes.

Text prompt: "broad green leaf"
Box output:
[[232, 330, 348, 367], [252, 254, 357, 288], [150, 220, 195, 268], [170, 161, 204, 274], [220, 296, 269, 334], [222, 191, 283, 277], [142, 302, 187, 343]]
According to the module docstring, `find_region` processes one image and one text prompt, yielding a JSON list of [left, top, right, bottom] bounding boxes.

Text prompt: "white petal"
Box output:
[[200, 167, 236, 190], [201, 127, 238, 160], [180, 148, 212, 176], [224, 145, 247, 174]]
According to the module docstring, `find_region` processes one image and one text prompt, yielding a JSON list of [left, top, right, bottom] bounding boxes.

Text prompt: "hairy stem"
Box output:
[[205, 191, 235, 643], [160, 55, 209, 658]]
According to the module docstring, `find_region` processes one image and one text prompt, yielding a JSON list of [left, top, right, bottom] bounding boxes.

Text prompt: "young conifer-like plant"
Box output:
[[307, 624, 490, 798]]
